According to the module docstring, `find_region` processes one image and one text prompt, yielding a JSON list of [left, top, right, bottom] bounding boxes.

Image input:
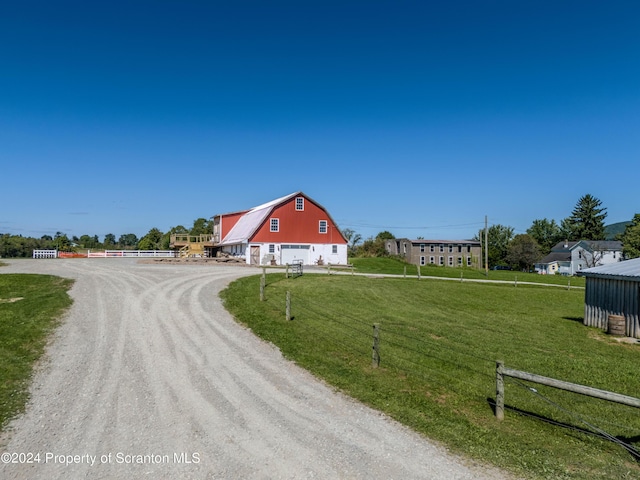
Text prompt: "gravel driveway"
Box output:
[[0, 259, 513, 479]]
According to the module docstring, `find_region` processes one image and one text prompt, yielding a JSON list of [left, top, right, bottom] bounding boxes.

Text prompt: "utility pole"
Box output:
[[484, 215, 489, 276]]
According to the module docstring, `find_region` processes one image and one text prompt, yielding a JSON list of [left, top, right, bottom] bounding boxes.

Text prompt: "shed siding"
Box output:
[[583, 277, 640, 338]]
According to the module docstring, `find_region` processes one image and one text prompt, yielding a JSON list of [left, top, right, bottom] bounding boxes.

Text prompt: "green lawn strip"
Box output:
[[221, 273, 640, 480], [0, 274, 73, 430], [349, 257, 586, 288]]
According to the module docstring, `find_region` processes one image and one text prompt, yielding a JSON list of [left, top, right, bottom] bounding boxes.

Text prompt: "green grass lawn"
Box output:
[[349, 256, 586, 287], [0, 274, 73, 429], [221, 272, 640, 480]]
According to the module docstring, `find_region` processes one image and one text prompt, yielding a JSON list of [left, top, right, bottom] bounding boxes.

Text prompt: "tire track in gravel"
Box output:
[[0, 259, 515, 479]]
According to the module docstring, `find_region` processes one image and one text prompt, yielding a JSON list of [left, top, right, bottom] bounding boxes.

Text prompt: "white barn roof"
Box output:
[[219, 192, 299, 246]]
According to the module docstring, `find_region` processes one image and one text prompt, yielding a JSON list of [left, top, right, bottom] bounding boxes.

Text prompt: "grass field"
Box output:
[[0, 274, 74, 429], [221, 267, 640, 480], [349, 256, 586, 288]]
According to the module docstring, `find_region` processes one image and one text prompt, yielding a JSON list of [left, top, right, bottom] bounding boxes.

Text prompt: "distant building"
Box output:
[[385, 238, 481, 268], [535, 240, 623, 275]]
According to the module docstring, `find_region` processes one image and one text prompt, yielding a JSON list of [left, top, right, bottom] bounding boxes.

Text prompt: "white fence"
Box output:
[[87, 250, 177, 258], [33, 249, 58, 259]]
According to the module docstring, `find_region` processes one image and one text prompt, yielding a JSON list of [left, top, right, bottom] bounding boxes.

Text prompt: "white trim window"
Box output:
[[269, 244, 275, 254], [420, 256, 426, 265], [319, 220, 328, 234], [332, 245, 338, 254], [296, 197, 304, 211], [270, 218, 279, 232]]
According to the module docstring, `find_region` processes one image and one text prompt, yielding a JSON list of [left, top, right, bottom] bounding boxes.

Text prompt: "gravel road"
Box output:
[[0, 259, 513, 479]]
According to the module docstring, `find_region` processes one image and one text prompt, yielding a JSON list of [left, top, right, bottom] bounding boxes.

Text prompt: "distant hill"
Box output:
[[605, 221, 631, 240]]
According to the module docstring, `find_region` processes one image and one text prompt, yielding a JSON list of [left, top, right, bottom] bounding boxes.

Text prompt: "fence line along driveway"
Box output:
[[0, 259, 513, 479]]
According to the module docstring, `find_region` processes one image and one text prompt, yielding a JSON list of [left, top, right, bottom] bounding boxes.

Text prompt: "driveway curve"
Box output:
[[1, 259, 513, 479]]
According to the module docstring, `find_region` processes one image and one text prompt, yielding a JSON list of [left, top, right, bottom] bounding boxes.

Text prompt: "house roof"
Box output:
[[579, 257, 640, 280], [538, 251, 571, 264], [407, 239, 480, 244], [219, 192, 299, 246]]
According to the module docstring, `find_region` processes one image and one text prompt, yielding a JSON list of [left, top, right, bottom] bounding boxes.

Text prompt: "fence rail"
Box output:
[[87, 250, 177, 258], [33, 249, 58, 259], [495, 361, 640, 421]]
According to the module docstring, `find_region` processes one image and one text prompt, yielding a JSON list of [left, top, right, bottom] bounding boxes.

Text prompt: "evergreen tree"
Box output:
[[620, 214, 640, 259], [564, 194, 607, 240]]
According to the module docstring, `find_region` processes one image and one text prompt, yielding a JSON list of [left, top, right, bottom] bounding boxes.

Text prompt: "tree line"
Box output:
[[342, 194, 640, 269], [0, 218, 212, 258]]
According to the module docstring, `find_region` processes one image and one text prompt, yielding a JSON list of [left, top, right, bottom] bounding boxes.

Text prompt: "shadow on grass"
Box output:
[[486, 397, 640, 461], [562, 316, 584, 323]]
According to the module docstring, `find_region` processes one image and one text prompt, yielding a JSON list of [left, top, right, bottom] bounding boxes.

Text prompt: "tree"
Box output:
[[138, 228, 163, 250], [527, 219, 562, 254], [506, 234, 541, 272], [104, 233, 116, 247], [341, 228, 363, 254], [54, 232, 73, 252], [564, 194, 607, 240], [118, 233, 138, 248], [620, 214, 640, 259], [376, 231, 395, 241], [475, 224, 514, 267], [79, 234, 101, 249], [190, 218, 212, 236]]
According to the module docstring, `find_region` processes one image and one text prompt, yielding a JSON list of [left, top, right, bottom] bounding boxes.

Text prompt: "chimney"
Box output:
[[564, 239, 569, 249]]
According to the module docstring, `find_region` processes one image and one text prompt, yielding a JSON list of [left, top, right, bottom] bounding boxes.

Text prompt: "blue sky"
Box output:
[[1, 1, 638, 242]]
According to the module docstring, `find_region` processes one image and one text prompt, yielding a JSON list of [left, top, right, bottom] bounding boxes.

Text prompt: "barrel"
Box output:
[[608, 315, 626, 336]]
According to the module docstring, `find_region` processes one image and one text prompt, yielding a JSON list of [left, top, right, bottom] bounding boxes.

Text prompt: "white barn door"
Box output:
[[281, 245, 310, 265]]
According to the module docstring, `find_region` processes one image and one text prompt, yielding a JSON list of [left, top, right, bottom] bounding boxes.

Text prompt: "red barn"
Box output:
[[212, 192, 348, 266]]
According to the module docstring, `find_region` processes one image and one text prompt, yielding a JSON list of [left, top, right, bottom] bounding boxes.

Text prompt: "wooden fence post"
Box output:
[[403, 266, 406, 279], [286, 263, 290, 279], [286, 291, 291, 321], [372, 324, 380, 368], [417, 265, 421, 280], [496, 360, 505, 421], [514, 276, 518, 288], [260, 271, 266, 301]]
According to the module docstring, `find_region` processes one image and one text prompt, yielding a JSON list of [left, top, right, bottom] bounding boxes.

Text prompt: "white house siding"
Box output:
[[250, 243, 347, 266]]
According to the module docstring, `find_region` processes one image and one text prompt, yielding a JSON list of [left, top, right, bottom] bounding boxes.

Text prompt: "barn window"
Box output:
[[269, 244, 275, 253], [296, 197, 304, 211], [332, 245, 338, 254], [319, 220, 328, 234], [270, 218, 279, 232]]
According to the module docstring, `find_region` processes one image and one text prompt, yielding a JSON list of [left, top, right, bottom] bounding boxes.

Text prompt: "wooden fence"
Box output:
[[495, 361, 640, 421]]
